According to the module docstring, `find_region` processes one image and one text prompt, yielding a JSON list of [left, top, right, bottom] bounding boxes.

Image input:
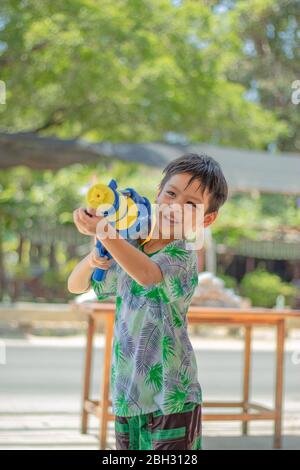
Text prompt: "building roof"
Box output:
[[1, 133, 300, 194]]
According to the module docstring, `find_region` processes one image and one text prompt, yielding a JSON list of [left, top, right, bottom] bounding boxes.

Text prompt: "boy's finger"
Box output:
[[77, 208, 87, 223], [95, 263, 110, 270], [75, 213, 88, 232], [91, 257, 111, 269], [74, 209, 87, 229], [79, 210, 98, 233], [82, 207, 104, 223], [78, 208, 92, 225], [73, 212, 87, 233], [87, 206, 97, 216], [92, 253, 109, 264], [80, 207, 94, 221], [91, 252, 113, 268]]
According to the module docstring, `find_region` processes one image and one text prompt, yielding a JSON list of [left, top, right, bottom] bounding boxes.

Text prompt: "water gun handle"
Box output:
[[92, 239, 113, 282], [89, 179, 118, 282]]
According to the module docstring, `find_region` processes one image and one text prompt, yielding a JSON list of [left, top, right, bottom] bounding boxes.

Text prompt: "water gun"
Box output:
[[85, 179, 155, 282]]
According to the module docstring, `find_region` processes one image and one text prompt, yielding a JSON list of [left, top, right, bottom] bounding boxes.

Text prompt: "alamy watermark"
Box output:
[[0, 80, 6, 104], [95, 202, 206, 250], [291, 80, 300, 105], [291, 350, 300, 366], [0, 340, 6, 365]]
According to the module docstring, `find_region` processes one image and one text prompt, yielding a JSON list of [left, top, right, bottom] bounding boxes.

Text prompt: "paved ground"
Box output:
[[1, 333, 300, 450]]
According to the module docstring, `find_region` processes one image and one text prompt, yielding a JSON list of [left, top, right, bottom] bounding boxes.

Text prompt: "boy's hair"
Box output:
[[159, 153, 228, 214]]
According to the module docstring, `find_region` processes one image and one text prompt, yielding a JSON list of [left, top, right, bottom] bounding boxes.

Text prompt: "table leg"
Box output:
[[242, 325, 252, 435], [81, 314, 95, 434], [99, 314, 114, 449], [274, 320, 285, 449]]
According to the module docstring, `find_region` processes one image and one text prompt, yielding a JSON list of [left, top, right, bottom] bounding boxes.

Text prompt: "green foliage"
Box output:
[[240, 269, 297, 308], [232, 0, 300, 152], [42, 259, 78, 290], [218, 273, 238, 290], [0, 1, 298, 302], [0, 0, 285, 148], [0, 161, 160, 301], [212, 191, 300, 245]]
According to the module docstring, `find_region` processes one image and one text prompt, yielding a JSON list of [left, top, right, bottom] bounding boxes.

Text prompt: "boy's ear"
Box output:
[[204, 211, 218, 227]]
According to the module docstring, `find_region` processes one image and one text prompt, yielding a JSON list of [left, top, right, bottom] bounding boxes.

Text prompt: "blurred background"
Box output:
[[0, 0, 299, 450]]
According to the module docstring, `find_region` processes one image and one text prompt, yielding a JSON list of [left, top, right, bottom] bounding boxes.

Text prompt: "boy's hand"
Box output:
[[87, 248, 114, 270], [73, 207, 107, 236]]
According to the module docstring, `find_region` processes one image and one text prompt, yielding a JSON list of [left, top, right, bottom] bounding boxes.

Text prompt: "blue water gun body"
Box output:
[[85, 179, 153, 282]]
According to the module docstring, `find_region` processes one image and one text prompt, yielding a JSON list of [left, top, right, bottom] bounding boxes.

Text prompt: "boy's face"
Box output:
[[155, 172, 218, 240]]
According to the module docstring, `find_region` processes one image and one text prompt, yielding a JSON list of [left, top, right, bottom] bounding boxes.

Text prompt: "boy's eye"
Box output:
[[167, 191, 175, 197], [187, 201, 197, 207]]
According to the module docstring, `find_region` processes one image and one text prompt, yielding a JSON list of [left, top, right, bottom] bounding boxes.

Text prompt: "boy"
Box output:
[[68, 153, 228, 450]]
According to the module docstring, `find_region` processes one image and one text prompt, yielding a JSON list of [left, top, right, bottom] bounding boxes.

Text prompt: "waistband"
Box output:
[[151, 401, 200, 418]]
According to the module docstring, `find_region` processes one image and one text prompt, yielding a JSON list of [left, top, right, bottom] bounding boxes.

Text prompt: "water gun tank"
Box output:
[[86, 179, 154, 282]]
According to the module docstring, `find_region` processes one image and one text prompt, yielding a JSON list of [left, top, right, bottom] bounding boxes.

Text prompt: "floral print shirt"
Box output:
[[91, 237, 202, 417]]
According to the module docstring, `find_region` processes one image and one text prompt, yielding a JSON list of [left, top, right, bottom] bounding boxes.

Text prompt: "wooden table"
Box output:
[[73, 302, 300, 449]]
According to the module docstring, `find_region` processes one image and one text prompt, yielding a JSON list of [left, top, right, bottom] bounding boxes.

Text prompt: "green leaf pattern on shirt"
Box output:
[[91, 238, 202, 416]]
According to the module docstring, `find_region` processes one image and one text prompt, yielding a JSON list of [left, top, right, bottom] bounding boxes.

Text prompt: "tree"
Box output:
[[230, 0, 300, 151], [0, 0, 285, 149]]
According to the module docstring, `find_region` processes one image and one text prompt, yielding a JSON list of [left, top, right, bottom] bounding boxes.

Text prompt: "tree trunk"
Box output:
[[0, 221, 7, 300], [49, 243, 57, 269]]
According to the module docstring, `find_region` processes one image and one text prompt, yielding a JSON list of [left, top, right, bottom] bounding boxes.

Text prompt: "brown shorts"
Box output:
[[115, 402, 202, 450]]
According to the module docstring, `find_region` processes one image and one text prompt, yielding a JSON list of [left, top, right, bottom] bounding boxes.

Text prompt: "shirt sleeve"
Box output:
[[151, 240, 199, 304]]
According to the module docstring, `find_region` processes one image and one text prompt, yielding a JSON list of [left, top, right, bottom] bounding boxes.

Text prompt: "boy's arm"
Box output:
[[67, 252, 94, 294], [72, 207, 164, 287], [97, 225, 164, 287], [67, 248, 117, 296], [99, 227, 199, 305]]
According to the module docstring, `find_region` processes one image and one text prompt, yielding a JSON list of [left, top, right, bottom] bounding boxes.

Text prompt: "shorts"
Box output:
[[114, 401, 202, 450]]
